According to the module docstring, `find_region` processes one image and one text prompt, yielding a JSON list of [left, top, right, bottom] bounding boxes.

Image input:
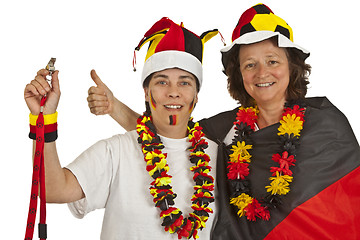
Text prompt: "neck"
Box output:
[[156, 124, 188, 139], [257, 100, 285, 129]]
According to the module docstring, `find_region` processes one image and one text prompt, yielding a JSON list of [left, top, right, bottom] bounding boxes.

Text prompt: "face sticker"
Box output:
[[169, 115, 177, 125], [149, 91, 157, 110], [189, 97, 196, 113]]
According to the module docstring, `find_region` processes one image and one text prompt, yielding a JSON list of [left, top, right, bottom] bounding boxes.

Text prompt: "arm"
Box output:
[[25, 69, 84, 203], [87, 69, 139, 131]]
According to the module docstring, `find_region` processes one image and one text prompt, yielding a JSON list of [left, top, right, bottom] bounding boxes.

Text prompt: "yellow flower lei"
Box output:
[[228, 104, 305, 221], [137, 112, 214, 239]]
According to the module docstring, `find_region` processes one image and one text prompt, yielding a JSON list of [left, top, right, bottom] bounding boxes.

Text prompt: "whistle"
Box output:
[[45, 58, 56, 86]]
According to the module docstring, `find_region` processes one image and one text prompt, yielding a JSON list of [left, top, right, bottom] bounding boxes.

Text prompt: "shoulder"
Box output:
[[305, 96, 347, 123], [305, 96, 337, 110], [86, 131, 139, 155], [304, 97, 357, 142], [199, 107, 239, 142]]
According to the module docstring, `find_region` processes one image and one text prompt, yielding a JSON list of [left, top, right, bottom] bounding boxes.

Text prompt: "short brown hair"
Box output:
[[225, 40, 311, 107], [143, 70, 200, 92]]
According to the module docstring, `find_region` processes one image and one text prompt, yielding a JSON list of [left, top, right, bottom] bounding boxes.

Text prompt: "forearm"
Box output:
[[33, 141, 84, 203], [110, 98, 139, 131]]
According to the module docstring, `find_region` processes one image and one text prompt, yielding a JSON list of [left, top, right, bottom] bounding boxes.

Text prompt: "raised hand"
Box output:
[[87, 69, 115, 115], [24, 69, 60, 115]]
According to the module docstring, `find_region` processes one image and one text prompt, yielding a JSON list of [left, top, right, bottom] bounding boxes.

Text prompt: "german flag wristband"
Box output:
[[29, 112, 58, 142]]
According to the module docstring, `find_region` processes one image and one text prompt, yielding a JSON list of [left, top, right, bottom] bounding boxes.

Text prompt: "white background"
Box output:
[[1, 0, 359, 239]]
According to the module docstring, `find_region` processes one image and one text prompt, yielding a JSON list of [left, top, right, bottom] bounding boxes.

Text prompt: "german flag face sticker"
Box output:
[[189, 97, 196, 113], [149, 91, 157, 110], [169, 115, 177, 125]]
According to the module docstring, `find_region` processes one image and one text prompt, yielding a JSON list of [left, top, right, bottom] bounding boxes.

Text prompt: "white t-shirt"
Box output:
[[66, 130, 218, 240]]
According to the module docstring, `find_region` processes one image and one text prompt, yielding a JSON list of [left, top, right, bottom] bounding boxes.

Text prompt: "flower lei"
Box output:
[[137, 112, 215, 239], [228, 103, 305, 221]]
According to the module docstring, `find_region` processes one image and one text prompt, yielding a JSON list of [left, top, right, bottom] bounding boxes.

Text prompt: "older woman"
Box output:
[[200, 4, 360, 239], [87, 4, 360, 239]]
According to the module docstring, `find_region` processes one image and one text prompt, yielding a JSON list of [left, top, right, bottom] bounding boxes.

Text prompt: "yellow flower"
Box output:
[[230, 193, 253, 217], [154, 177, 172, 186], [136, 124, 147, 132], [278, 114, 303, 136], [140, 132, 153, 142], [265, 172, 293, 195], [148, 158, 169, 176], [229, 141, 252, 163], [189, 213, 208, 229], [144, 151, 166, 163]]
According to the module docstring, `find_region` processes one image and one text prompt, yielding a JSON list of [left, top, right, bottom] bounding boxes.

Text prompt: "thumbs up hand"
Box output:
[[87, 69, 114, 115]]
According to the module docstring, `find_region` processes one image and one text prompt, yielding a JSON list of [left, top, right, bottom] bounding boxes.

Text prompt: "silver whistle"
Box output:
[[45, 58, 56, 87]]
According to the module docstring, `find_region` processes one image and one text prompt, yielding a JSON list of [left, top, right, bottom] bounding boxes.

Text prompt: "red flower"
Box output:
[[191, 164, 212, 173], [235, 107, 258, 129], [189, 127, 205, 144], [271, 151, 296, 176], [227, 162, 250, 180], [193, 172, 214, 182], [146, 164, 156, 172], [270, 167, 293, 176], [177, 219, 192, 239], [191, 192, 214, 203], [191, 139, 208, 151], [194, 183, 214, 191], [160, 207, 178, 218], [165, 214, 184, 233], [283, 105, 305, 122], [244, 199, 270, 221]]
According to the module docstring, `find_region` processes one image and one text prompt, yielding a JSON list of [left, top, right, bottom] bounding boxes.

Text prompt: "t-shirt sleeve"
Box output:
[[65, 136, 119, 219]]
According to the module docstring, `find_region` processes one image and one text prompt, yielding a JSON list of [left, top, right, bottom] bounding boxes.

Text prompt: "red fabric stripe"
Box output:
[[155, 21, 185, 53], [265, 166, 360, 240], [232, 7, 257, 41], [30, 122, 57, 134], [25, 96, 47, 240], [25, 113, 44, 239]]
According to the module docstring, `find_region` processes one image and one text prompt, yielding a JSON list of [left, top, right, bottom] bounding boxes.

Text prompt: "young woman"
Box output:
[[24, 17, 219, 239]]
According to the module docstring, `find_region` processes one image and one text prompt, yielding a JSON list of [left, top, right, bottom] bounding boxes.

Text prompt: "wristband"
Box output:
[[29, 112, 58, 142], [30, 112, 58, 125]]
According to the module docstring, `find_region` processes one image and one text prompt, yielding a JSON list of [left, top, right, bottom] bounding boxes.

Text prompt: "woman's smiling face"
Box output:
[[144, 68, 198, 138], [238, 38, 290, 107]]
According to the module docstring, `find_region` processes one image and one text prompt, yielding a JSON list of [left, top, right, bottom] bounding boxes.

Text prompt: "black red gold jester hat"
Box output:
[[134, 17, 220, 90]]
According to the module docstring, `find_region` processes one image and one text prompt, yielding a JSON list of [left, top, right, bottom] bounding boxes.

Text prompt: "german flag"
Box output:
[[200, 97, 360, 239]]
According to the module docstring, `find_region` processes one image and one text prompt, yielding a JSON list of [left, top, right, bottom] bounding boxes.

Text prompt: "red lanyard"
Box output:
[[25, 96, 47, 240]]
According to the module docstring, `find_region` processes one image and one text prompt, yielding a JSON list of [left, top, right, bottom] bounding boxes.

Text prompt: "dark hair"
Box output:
[[225, 39, 312, 107], [142, 69, 200, 92]]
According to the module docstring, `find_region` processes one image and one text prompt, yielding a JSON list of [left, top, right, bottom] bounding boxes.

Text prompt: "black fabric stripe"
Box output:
[[45, 131, 58, 142], [253, 4, 271, 14], [240, 23, 256, 37], [182, 28, 202, 62], [275, 25, 291, 40], [29, 132, 36, 140], [29, 131, 58, 142], [169, 115, 174, 125]]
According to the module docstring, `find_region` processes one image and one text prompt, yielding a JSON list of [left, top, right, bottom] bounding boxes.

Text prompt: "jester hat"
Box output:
[[221, 3, 310, 70], [135, 17, 219, 89]]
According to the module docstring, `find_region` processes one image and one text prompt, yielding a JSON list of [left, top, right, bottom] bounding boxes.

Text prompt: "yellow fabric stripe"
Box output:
[[29, 112, 58, 126], [201, 30, 218, 44]]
